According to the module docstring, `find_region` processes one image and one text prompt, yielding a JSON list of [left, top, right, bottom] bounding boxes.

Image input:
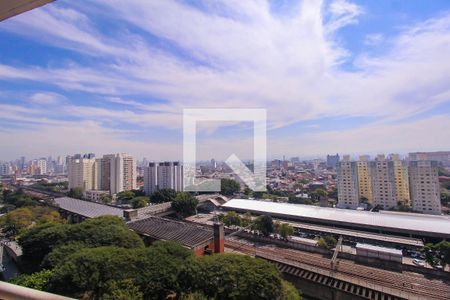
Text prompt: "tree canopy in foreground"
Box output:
[[13, 215, 301, 300]]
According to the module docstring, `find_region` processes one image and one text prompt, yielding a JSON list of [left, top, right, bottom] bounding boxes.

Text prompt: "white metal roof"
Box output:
[[222, 199, 450, 237], [356, 243, 402, 255], [54, 197, 124, 218]]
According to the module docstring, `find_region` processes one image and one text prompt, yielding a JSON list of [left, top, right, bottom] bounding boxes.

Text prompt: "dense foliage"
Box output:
[[180, 254, 285, 300], [131, 196, 149, 208], [150, 188, 177, 204], [2, 188, 36, 209], [13, 218, 302, 300], [423, 240, 450, 268], [67, 187, 83, 199], [0, 206, 64, 237], [220, 178, 241, 196], [171, 192, 199, 218], [317, 235, 337, 249], [18, 216, 144, 272], [253, 215, 274, 236]]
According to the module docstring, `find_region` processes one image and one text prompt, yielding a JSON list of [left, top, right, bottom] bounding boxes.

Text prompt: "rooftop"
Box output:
[[53, 197, 124, 219], [127, 217, 213, 248], [222, 199, 450, 238], [356, 243, 403, 255]]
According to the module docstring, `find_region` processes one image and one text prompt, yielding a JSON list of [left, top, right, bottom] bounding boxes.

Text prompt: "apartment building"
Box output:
[[68, 153, 136, 195], [357, 155, 372, 204], [370, 154, 397, 210], [67, 157, 97, 191], [336, 155, 359, 209], [143, 162, 157, 195], [99, 153, 136, 194], [390, 154, 410, 205], [409, 160, 441, 215], [157, 161, 183, 191], [143, 161, 183, 195]]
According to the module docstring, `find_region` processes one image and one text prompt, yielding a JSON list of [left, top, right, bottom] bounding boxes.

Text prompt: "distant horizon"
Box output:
[[2, 149, 450, 164]]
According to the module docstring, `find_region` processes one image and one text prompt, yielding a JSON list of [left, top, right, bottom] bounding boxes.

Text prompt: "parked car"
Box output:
[[413, 259, 425, 266]]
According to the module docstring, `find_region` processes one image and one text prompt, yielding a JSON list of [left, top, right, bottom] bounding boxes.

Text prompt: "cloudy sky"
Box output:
[[1, 0, 450, 161]]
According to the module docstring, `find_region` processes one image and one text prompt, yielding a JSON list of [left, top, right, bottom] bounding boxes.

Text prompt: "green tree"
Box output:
[[180, 291, 208, 300], [279, 223, 294, 240], [100, 279, 144, 300], [253, 215, 274, 236], [280, 280, 302, 300], [3, 189, 35, 207], [10, 269, 54, 291], [220, 178, 240, 196], [42, 241, 191, 300], [171, 192, 199, 218], [243, 186, 252, 197], [67, 187, 83, 199], [317, 235, 337, 250], [131, 196, 149, 208], [131, 189, 146, 197], [441, 192, 450, 207], [100, 194, 112, 204], [49, 246, 142, 298], [41, 242, 87, 269], [0, 206, 64, 237], [223, 211, 242, 227], [241, 212, 253, 227], [116, 190, 135, 203], [180, 254, 283, 300], [150, 188, 177, 204], [19, 216, 144, 272], [424, 240, 450, 268]]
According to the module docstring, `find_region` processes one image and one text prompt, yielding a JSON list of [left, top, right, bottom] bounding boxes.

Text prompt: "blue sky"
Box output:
[[0, 0, 450, 161]]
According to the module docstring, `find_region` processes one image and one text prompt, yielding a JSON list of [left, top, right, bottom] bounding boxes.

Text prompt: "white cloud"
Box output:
[[29, 92, 66, 105], [0, 0, 449, 159], [364, 33, 384, 46]]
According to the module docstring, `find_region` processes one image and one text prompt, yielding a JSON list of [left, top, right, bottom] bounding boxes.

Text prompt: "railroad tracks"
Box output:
[[225, 239, 450, 300]]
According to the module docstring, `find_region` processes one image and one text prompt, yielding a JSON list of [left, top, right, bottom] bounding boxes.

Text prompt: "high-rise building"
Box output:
[[357, 155, 372, 204], [337, 155, 359, 209], [68, 153, 136, 194], [409, 160, 441, 215], [409, 151, 450, 166], [390, 154, 410, 205], [68, 157, 97, 191], [370, 154, 396, 210], [157, 161, 183, 191], [37, 158, 47, 175], [19, 156, 26, 171], [98, 153, 136, 195], [143, 161, 183, 195], [326, 154, 340, 169], [0, 162, 12, 175], [143, 162, 157, 195]]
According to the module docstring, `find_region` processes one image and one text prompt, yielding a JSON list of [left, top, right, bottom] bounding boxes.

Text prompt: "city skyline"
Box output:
[[0, 0, 450, 160]]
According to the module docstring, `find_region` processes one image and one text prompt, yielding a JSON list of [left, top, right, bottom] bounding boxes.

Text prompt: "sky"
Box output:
[[1, 0, 450, 161]]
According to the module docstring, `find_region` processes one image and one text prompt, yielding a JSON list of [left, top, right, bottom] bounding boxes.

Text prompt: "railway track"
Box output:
[[225, 239, 450, 299]]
